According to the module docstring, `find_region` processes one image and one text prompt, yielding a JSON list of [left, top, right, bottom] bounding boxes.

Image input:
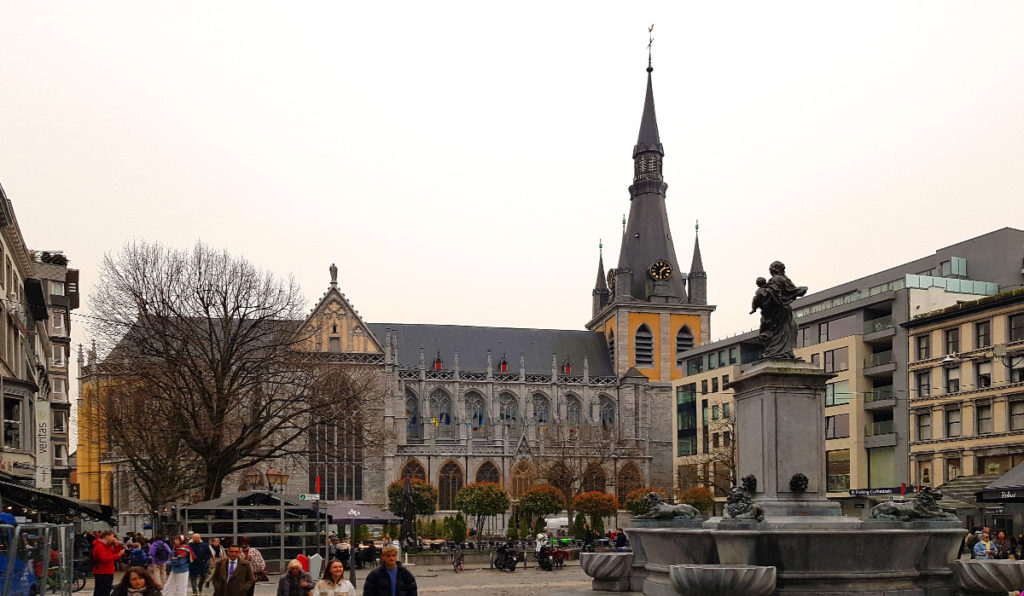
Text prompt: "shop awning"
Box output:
[[0, 479, 117, 524], [980, 462, 1024, 503], [324, 501, 401, 524]]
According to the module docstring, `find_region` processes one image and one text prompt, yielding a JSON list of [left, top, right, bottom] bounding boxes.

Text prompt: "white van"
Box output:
[[545, 517, 570, 534]]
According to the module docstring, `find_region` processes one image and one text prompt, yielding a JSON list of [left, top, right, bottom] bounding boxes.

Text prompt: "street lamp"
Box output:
[[266, 469, 289, 492], [244, 469, 263, 491]]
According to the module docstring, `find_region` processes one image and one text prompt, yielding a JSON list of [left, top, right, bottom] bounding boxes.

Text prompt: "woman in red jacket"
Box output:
[[92, 530, 124, 596]]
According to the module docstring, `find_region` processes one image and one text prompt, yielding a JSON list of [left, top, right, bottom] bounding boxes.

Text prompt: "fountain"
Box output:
[[585, 262, 967, 595]]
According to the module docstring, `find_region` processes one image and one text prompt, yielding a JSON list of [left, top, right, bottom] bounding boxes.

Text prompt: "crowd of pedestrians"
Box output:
[[964, 526, 1023, 559]]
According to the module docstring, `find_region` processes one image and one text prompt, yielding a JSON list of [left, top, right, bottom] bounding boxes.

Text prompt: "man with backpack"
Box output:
[[149, 536, 173, 585], [128, 543, 151, 569], [188, 534, 213, 596]]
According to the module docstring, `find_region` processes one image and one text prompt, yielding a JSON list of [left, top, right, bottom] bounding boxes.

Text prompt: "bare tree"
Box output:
[[90, 240, 377, 500], [677, 415, 737, 497], [529, 422, 627, 522]]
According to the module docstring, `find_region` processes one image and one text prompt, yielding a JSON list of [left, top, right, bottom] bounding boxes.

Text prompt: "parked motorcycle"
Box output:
[[492, 540, 518, 571]]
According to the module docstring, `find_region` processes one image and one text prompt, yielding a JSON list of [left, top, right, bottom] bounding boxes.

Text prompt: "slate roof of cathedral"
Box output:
[[366, 323, 615, 377]]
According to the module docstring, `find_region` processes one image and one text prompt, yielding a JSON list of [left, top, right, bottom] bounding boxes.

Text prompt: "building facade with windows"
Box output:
[[673, 228, 1024, 516], [906, 290, 1024, 498]]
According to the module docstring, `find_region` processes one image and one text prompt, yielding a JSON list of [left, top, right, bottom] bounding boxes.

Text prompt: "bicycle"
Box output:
[[46, 566, 87, 593], [451, 544, 464, 573]]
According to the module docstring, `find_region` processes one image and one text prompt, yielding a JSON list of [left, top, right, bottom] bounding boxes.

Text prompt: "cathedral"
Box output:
[[301, 61, 715, 509]]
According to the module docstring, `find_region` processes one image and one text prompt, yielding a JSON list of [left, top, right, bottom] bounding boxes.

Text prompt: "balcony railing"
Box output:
[[827, 474, 851, 492], [865, 351, 894, 368], [864, 316, 894, 335], [866, 420, 895, 436], [866, 386, 895, 403]]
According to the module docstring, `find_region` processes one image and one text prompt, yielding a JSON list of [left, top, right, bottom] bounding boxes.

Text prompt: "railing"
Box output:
[[493, 373, 519, 382], [866, 386, 895, 402], [460, 372, 487, 381], [864, 315, 894, 334], [865, 351, 894, 368], [827, 474, 850, 492], [866, 420, 895, 436]]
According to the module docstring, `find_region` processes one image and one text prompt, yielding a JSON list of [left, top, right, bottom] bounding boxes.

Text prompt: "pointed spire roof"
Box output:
[[594, 240, 608, 292], [689, 221, 704, 273], [633, 66, 663, 158]]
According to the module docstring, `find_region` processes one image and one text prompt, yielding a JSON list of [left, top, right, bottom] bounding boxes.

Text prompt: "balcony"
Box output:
[[864, 350, 897, 377], [865, 386, 896, 410], [863, 315, 896, 344], [827, 474, 851, 492], [864, 420, 897, 448]]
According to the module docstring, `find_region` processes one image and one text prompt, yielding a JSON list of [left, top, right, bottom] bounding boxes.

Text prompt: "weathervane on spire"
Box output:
[[599, 239, 603, 256], [647, 24, 655, 71], [622, 214, 627, 234], [695, 219, 699, 233]]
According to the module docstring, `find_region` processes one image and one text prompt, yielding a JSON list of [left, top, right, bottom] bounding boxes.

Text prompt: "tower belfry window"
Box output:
[[608, 331, 615, 364], [499, 357, 508, 373], [675, 326, 695, 366], [434, 352, 443, 371], [635, 324, 654, 368]]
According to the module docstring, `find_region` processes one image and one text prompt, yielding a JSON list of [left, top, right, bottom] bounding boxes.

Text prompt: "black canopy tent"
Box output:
[[0, 479, 117, 525], [324, 502, 401, 588], [980, 461, 1024, 503]]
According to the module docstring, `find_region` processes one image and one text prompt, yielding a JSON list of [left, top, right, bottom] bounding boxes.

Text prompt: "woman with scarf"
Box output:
[[276, 560, 313, 596]]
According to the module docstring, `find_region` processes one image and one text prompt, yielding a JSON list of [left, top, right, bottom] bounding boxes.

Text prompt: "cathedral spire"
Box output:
[[592, 240, 610, 317], [688, 221, 707, 305], [633, 66, 663, 160]]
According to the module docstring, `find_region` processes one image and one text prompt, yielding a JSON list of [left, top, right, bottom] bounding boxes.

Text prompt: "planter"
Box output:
[[580, 552, 634, 592], [950, 560, 1024, 595]]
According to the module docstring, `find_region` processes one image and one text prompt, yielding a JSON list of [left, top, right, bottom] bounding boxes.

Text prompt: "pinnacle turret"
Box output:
[[688, 222, 707, 305]]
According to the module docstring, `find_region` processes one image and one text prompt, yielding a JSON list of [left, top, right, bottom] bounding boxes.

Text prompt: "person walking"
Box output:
[[211, 545, 254, 596], [189, 534, 213, 596], [149, 537, 174, 585], [239, 540, 266, 588], [165, 536, 193, 596], [206, 539, 226, 590], [361, 545, 416, 596], [973, 532, 999, 560], [92, 530, 124, 596], [995, 531, 1014, 559], [111, 566, 163, 596], [276, 560, 314, 596], [314, 560, 354, 596]]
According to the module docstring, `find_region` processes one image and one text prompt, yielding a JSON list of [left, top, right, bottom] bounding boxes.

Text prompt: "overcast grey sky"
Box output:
[[2, 1, 1023, 354]]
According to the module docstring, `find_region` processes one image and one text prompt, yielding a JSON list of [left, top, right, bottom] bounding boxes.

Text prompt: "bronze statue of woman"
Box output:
[[751, 261, 807, 359]]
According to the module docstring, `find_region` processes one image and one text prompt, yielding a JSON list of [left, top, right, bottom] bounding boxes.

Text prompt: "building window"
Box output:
[[946, 408, 962, 437], [827, 450, 851, 492], [1010, 401, 1024, 431], [945, 367, 960, 394], [634, 324, 654, 368], [438, 461, 463, 510], [3, 396, 22, 449], [50, 281, 65, 296], [608, 330, 615, 364], [53, 444, 67, 467], [823, 347, 849, 373], [722, 374, 730, 385], [465, 393, 487, 439], [708, 352, 717, 370], [498, 393, 519, 435], [976, 403, 993, 434], [687, 357, 703, 375], [825, 380, 850, 406], [722, 403, 730, 418], [818, 322, 829, 344], [975, 361, 993, 389], [701, 380, 708, 395], [405, 393, 421, 440], [728, 347, 737, 364], [711, 378, 719, 392], [532, 394, 551, 425], [675, 326, 695, 366], [328, 337, 341, 352], [1012, 357, 1024, 384], [712, 405, 720, 420], [476, 461, 500, 484], [1010, 313, 1024, 343], [52, 310, 66, 336], [566, 396, 582, 429], [917, 412, 931, 440], [723, 431, 732, 447], [53, 411, 65, 433], [429, 391, 453, 438], [916, 371, 931, 398], [976, 321, 992, 349], [52, 346, 65, 368], [916, 335, 931, 361], [712, 433, 720, 448], [599, 396, 616, 430], [825, 414, 850, 439], [811, 353, 820, 367], [945, 328, 960, 355]]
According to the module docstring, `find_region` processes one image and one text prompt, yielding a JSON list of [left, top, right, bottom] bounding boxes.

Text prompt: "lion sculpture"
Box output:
[[632, 492, 701, 520], [868, 486, 956, 521], [724, 486, 765, 522]]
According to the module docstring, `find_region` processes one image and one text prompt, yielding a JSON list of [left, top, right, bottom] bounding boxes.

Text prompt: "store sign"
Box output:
[[35, 400, 51, 489], [849, 485, 921, 496], [1001, 491, 1018, 499]]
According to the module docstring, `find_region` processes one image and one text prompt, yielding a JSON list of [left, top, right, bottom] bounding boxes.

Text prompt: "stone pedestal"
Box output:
[[580, 552, 634, 592], [728, 358, 841, 518]]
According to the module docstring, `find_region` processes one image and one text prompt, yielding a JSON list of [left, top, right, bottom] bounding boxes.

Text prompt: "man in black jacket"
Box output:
[[362, 545, 416, 596]]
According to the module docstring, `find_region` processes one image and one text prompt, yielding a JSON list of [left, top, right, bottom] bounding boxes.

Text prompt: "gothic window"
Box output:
[[608, 330, 615, 364], [438, 461, 463, 510], [675, 326, 695, 366], [498, 393, 520, 436], [635, 324, 654, 368], [599, 395, 616, 430], [476, 461, 500, 484], [616, 462, 643, 504], [400, 459, 426, 482], [532, 394, 551, 425], [566, 395, 582, 429], [405, 391, 421, 440], [430, 390, 453, 439], [582, 463, 606, 493], [466, 392, 487, 439], [511, 461, 535, 498]]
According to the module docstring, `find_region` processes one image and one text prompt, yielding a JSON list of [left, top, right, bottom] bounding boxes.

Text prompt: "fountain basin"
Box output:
[[950, 559, 1024, 595], [580, 552, 634, 592], [669, 564, 776, 596]]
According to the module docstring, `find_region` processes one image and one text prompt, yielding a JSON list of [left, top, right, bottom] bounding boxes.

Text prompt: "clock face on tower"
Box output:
[[649, 259, 672, 281]]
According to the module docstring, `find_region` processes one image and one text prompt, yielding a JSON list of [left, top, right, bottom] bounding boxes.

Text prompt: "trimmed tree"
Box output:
[[455, 482, 511, 540], [678, 486, 715, 514], [386, 479, 439, 516], [572, 512, 587, 540], [624, 487, 668, 516], [519, 484, 565, 538], [573, 491, 618, 539]]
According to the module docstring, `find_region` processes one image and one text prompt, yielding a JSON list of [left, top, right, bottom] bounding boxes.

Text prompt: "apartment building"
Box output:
[[673, 228, 1024, 516], [905, 289, 1024, 528]]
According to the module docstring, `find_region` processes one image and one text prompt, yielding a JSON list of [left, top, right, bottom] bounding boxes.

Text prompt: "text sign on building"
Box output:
[[849, 486, 921, 496], [35, 399, 51, 489], [299, 493, 320, 501]]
